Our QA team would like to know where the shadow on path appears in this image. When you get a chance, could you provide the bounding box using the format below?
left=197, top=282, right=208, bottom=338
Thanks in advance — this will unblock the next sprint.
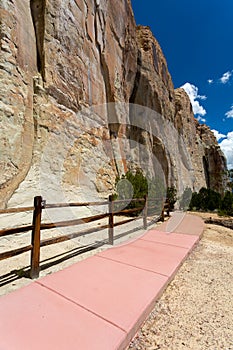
left=0, top=216, right=160, bottom=289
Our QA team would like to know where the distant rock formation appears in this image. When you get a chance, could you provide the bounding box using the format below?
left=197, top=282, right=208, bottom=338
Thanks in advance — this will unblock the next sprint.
left=0, top=0, right=228, bottom=208
left=174, top=88, right=228, bottom=194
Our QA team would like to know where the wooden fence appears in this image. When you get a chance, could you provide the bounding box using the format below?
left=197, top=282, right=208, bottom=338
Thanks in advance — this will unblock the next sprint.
left=0, top=195, right=167, bottom=279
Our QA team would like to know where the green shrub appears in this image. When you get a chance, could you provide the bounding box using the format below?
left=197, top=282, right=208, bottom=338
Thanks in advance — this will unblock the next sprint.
left=220, top=191, right=233, bottom=216
left=179, top=187, right=192, bottom=210
left=189, top=191, right=200, bottom=210
left=147, top=177, right=166, bottom=215
left=114, top=169, right=166, bottom=216
left=189, top=187, right=221, bottom=211
left=114, top=169, right=148, bottom=216
left=188, top=187, right=233, bottom=214
left=166, top=186, right=177, bottom=210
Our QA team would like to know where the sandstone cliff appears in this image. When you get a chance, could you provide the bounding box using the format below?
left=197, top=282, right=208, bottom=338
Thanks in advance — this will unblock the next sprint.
left=174, top=88, right=228, bottom=194
left=0, top=0, right=227, bottom=208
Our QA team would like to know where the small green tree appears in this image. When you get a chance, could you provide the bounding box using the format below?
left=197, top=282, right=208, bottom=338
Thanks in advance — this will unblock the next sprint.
left=189, top=191, right=200, bottom=210
left=114, top=169, right=166, bottom=216
left=179, top=187, right=192, bottom=210
left=189, top=187, right=221, bottom=212
left=220, top=191, right=233, bottom=216
left=114, top=169, right=148, bottom=215
left=166, top=186, right=177, bottom=210
left=147, top=177, right=166, bottom=215
left=208, top=190, right=221, bottom=211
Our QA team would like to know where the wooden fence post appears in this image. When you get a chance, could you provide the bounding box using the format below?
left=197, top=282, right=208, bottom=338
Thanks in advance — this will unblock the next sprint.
left=161, top=204, right=165, bottom=222
left=143, top=194, right=148, bottom=229
left=30, top=196, right=43, bottom=279
left=108, top=195, right=114, bottom=245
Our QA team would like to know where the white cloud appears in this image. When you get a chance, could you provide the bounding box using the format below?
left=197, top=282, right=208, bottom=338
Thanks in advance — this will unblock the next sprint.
left=180, top=82, right=207, bottom=117
left=207, top=79, right=213, bottom=84
left=211, top=129, right=226, bottom=141
left=220, top=71, right=232, bottom=84
left=197, top=116, right=206, bottom=123
left=225, top=105, right=233, bottom=118
left=198, top=94, right=207, bottom=100
left=219, top=132, right=233, bottom=169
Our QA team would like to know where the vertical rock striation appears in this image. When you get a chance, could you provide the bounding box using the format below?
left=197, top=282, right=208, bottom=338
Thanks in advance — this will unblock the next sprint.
left=174, top=88, right=228, bottom=193
left=0, top=0, right=228, bottom=208
left=0, top=0, right=36, bottom=207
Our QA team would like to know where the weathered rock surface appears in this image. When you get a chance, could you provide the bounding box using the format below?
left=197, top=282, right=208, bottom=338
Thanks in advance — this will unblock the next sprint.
left=195, top=123, right=228, bottom=194
left=0, top=0, right=36, bottom=207
left=0, top=0, right=228, bottom=209
left=174, top=88, right=228, bottom=194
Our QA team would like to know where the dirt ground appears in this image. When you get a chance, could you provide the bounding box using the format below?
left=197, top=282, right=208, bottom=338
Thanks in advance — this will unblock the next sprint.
left=128, top=212, right=233, bottom=350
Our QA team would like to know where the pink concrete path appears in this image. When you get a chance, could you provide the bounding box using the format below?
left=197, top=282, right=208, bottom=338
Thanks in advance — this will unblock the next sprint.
left=0, top=213, right=204, bottom=350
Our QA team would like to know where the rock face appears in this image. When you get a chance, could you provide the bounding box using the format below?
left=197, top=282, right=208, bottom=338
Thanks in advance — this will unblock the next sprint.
left=174, top=88, right=228, bottom=194
left=0, top=1, right=36, bottom=207
left=196, top=123, right=228, bottom=193
left=0, top=0, right=227, bottom=208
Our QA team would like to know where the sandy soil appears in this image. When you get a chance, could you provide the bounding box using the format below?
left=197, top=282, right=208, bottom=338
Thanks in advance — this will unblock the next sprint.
left=128, top=212, right=233, bottom=350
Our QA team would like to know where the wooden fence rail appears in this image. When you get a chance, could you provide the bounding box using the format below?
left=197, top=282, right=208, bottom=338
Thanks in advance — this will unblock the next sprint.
left=0, top=194, right=167, bottom=279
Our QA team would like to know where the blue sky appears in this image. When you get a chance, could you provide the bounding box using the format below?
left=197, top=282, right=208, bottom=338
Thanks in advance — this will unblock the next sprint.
left=131, top=0, right=233, bottom=169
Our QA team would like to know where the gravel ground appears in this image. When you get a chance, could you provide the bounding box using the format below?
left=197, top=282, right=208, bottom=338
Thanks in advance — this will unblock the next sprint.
left=128, top=215, right=233, bottom=350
